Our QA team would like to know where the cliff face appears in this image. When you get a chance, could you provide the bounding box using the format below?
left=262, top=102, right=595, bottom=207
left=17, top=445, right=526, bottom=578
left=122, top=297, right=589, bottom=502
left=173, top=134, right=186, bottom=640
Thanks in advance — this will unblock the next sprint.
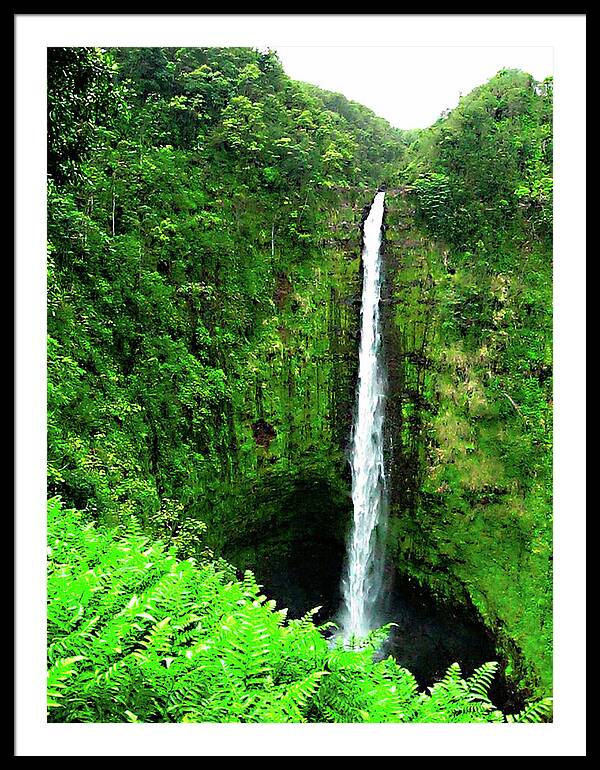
left=203, top=189, right=373, bottom=623
left=47, top=47, right=401, bottom=560
left=215, top=184, right=552, bottom=702
left=382, top=190, right=552, bottom=699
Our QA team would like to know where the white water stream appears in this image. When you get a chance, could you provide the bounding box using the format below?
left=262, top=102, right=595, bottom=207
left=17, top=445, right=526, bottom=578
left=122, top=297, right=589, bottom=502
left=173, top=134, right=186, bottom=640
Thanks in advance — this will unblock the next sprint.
left=340, top=191, right=388, bottom=641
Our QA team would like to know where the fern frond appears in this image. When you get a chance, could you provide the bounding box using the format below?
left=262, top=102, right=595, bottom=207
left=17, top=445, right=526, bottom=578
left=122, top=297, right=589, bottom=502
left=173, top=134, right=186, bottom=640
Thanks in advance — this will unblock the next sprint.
left=47, top=499, right=552, bottom=725
left=507, top=697, right=553, bottom=723
left=47, top=656, right=85, bottom=708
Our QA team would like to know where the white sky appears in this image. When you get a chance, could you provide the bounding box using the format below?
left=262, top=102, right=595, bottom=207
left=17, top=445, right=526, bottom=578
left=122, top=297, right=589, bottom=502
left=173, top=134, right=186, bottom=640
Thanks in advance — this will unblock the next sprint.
left=275, top=45, right=554, bottom=130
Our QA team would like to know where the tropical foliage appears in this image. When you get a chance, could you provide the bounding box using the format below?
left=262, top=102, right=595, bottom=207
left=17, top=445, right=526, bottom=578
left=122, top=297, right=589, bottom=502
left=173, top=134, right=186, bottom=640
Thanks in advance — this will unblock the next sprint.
left=46, top=47, right=553, bottom=721
left=48, top=46, right=402, bottom=530
left=47, top=499, right=552, bottom=723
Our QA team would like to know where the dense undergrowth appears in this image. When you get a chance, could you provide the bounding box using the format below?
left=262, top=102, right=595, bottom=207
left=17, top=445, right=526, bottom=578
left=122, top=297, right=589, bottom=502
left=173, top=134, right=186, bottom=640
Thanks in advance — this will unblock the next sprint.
left=48, top=499, right=552, bottom=723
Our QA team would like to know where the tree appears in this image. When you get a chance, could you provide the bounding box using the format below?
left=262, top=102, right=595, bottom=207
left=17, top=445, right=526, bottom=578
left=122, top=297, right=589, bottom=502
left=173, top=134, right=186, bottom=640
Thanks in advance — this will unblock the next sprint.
left=48, top=47, right=123, bottom=185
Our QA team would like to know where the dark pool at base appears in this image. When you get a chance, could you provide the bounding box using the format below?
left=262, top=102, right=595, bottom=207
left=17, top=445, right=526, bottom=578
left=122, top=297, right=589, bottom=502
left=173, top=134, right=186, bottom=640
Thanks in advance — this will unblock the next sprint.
left=376, top=572, right=525, bottom=713
left=252, top=548, right=525, bottom=714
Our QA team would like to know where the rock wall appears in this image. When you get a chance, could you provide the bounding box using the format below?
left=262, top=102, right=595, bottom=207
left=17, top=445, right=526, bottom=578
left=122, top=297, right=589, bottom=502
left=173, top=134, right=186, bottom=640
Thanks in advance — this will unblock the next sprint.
left=381, top=190, right=552, bottom=699
left=205, top=189, right=373, bottom=619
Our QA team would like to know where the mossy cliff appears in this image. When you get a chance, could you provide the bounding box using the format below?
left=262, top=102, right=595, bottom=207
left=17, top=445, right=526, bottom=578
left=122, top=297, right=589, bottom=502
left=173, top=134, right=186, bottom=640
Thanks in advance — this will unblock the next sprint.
left=381, top=70, right=552, bottom=699
left=203, top=189, right=374, bottom=622
left=382, top=185, right=551, bottom=699
left=47, top=47, right=400, bottom=551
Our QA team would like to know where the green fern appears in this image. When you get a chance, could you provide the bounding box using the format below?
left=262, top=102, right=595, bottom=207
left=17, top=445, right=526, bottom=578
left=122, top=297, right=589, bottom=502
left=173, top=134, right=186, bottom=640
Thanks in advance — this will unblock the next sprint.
left=47, top=655, right=85, bottom=708
left=47, top=498, right=552, bottom=723
left=507, top=698, right=554, bottom=723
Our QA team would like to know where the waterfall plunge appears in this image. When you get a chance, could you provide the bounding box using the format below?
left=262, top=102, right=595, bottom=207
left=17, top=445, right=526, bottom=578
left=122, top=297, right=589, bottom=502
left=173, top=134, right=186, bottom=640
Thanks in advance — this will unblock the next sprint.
left=340, top=191, right=388, bottom=641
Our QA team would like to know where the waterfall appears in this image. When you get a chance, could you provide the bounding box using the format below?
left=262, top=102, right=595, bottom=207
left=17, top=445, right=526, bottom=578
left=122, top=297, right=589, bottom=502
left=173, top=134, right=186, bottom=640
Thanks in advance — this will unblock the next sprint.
left=340, top=190, right=387, bottom=641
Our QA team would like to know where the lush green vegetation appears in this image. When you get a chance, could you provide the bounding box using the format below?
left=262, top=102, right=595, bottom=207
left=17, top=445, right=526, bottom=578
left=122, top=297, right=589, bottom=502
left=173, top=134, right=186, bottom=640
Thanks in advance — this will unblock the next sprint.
left=384, top=69, right=553, bottom=697
left=48, top=46, right=400, bottom=534
left=48, top=498, right=551, bottom=723
left=47, top=48, right=553, bottom=722
left=407, top=69, right=552, bottom=245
